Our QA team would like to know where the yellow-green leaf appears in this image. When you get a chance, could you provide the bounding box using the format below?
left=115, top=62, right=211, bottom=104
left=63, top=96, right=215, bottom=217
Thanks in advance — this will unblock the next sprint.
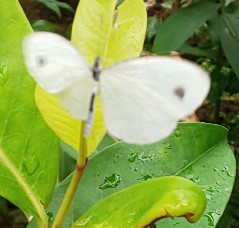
left=35, top=0, right=147, bottom=155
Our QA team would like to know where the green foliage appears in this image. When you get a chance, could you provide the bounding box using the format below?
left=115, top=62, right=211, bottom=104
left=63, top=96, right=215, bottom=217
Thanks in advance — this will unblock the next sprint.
left=30, top=19, right=61, bottom=32
left=0, top=0, right=238, bottom=227
left=45, top=123, right=235, bottom=228
left=152, top=1, right=219, bottom=54
left=37, top=0, right=73, bottom=18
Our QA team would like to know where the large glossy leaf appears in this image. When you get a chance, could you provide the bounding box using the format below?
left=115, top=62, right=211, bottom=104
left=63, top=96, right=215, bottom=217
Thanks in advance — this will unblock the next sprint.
left=72, top=176, right=207, bottom=227
left=46, top=123, right=235, bottom=227
left=0, top=0, right=59, bottom=224
left=34, top=0, right=147, bottom=156
left=153, top=2, right=219, bottom=54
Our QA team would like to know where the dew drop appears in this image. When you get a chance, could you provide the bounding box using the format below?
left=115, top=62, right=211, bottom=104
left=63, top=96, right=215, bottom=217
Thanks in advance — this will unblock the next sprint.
left=98, top=174, right=122, bottom=190
left=132, top=167, right=139, bottom=172
left=221, top=166, right=233, bottom=177
left=138, top=152, right=155, bottom=162
left=93, top=172, right=101, bottom=177
left=141, top=173, right=153, bottom=181
left=23, top=155, right=39, bottom=175
left=47, top=212, right=54, bottom=222
left=185, top=174, right=200, bottom=184
left=204, top=213, right=215, bottom=226
left=0, top=61, right=9, bottom=86
left=204, top=211, right=220, bottom=226
left=213, top=168, right=226, bottom=180
left=113, top=153, right=122, bottom=164
left=206, top=194, right=212, bottom=201
left=163, top=141, right=172, bottom=149
left=206, top=186, right=221, bottom=193
left=174, top=130, right=182, bottom=137
left=128, top=153, right=137, bottom=163
left=137, top=173, right=154, bottom=182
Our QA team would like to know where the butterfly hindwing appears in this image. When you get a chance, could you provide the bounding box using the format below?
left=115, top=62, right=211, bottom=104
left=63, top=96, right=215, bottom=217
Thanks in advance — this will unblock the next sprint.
left=100, top=57, right=210, bottom=144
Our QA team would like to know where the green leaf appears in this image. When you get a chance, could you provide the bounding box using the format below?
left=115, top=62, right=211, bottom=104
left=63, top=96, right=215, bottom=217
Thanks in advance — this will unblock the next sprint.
left=208, top=68, right=229, bottom=103
left=178, top=43, right=216, bottom=58
left=46, top=123, right=235, bottom=227
left=38, top=0, right=73, bottom=18
left=220, top=15, right=239, bottom=78
left=225, top=72, right=239, bottom=94
left=72, top=176, right=207, bottom=227
left=30, top=19, right=60, bottom=32
left=72, top=0, right=146, bottom=66
left=153, top=2, right=219, bottom=54
left=0, top=0, right=59, bottom=224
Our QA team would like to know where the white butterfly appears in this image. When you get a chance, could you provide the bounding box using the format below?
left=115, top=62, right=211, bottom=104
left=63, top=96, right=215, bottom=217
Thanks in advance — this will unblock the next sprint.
left=23, top=32, right=210, bottom=144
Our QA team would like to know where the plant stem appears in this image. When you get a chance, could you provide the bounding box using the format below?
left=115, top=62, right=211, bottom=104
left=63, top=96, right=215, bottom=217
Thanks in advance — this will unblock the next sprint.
left=37, top=218, right=48, bottom=228
left=52, top=122, right=88, bottom=228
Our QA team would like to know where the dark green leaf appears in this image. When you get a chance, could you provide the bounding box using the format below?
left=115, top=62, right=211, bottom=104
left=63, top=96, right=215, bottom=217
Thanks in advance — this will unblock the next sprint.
left=220, top=16, right=239, bottom=78
left=30, top=20, right=60, bottom=32
left=208, top=68, right=229, bottom=103
left=153, top=2, right=219, bottom=54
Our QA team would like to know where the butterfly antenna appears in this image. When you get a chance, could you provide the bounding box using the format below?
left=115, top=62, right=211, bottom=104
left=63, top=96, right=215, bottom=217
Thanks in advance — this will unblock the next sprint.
left=83, top=57, right=101, bottom=136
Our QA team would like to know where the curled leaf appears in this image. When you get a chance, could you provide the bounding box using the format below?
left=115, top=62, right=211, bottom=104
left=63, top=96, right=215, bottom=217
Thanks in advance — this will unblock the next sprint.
left=72, top=176, right=207, bottom=227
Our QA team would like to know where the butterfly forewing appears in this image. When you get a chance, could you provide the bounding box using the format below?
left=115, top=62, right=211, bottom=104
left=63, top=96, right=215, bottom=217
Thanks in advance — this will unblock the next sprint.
left=23, top=32, right=93, bottom=120
left=23, top=32, right=92, bottom=93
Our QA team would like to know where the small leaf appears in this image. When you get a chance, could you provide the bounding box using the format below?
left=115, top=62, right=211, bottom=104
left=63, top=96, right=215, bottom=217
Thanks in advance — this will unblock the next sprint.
left=38, top=0, right=74, bottom=18
left=153, top=2, right=219, bottom=54
left=30, top=19, right=60, bottom=32
left=72, top=176, right=207, bottom=227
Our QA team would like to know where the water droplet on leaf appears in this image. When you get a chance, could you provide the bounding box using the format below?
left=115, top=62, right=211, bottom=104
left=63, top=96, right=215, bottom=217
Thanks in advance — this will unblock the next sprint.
left=0, top=61, right=9, bottom=86
left=47, top=212, right=54, bottom=222
left=138, top=152, right=155, bottom=162
left=163, top=141, right=172, bottom=149
left=128, top=153, right=137, bottom=162
left=98, top=174, right=122, bottom=190
left=204, top=211, right=220, bottom=226
left=221, top=166, right=233, bottom=177
left=174, top=130, right=182, bottom=137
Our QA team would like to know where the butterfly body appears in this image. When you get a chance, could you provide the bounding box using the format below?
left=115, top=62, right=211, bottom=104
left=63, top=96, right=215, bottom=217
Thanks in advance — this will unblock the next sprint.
left=23, top=32, right=210, bottom=144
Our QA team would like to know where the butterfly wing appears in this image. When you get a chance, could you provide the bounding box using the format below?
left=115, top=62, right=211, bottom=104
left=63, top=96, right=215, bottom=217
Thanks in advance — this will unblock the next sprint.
left=100, top=56, right=210, bottom=144
left=23, top=32, right=93, bottom=119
